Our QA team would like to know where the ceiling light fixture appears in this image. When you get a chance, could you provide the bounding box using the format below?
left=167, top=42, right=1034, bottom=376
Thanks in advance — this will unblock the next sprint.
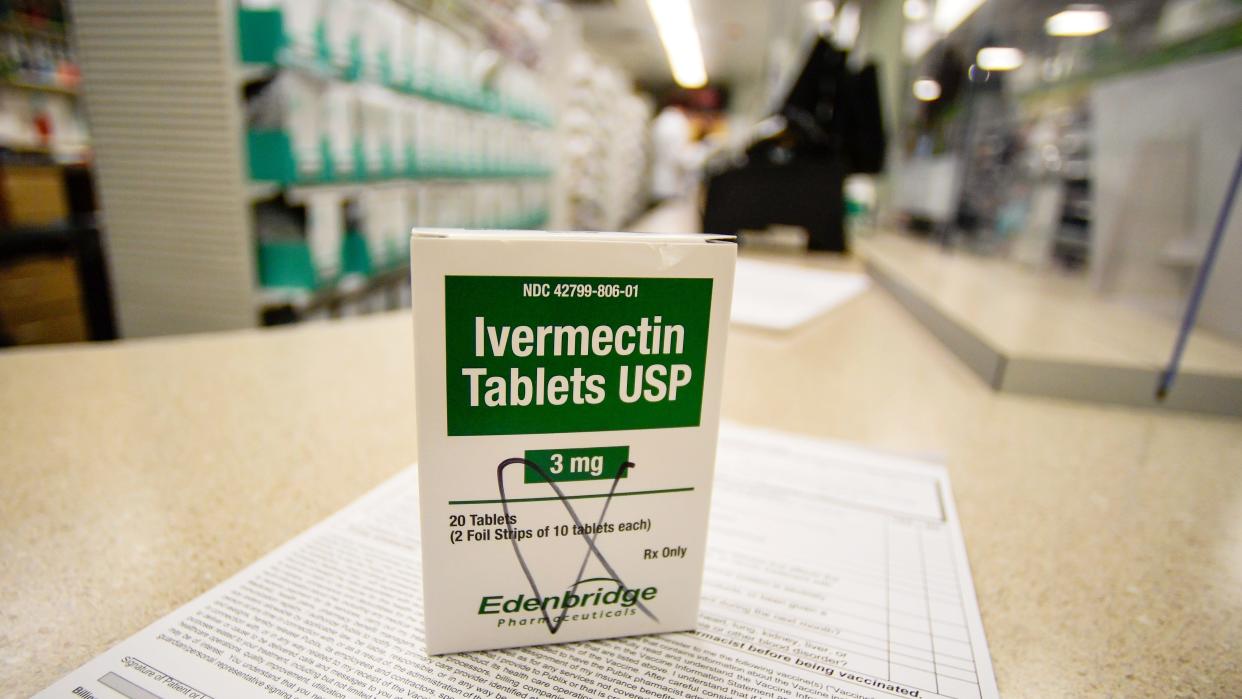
left=975, top=46, right=1024, bottom=71
left=645, top=0, right=708, bottom=88
left=903, top=23, right=938, bottom=59
left=912, top=78, right=941, bottom=101
left=1045, top=5, right=1111, bottom=37
left=834, top=2, right=861, bottom=48
left=933, top=0, right=986, bottom=34
left=805, top=0, right=835, bottom=26
left=903, top=0, right=929, bottom=22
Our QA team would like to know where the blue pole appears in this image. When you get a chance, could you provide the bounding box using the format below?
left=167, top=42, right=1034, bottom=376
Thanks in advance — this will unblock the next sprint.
left=1156, top=145, right=1242, bottom=400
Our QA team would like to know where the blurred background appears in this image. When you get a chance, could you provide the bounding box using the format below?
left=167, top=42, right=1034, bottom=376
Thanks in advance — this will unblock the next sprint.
left=0, top=0, right=1240, bottom=412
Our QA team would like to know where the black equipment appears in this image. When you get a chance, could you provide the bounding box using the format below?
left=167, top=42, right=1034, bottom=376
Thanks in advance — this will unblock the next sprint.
left=702, top=38, right=885, bottom=252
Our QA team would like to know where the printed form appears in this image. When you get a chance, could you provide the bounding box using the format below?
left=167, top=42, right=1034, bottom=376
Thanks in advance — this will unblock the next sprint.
left=729, top=258, right=869, bottom=331
left=39, top=425, right=999, bottom=699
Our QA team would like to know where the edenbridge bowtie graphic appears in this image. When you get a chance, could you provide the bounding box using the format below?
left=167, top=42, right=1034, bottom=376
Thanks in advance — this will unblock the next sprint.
left=495, top=456, right=659, bottom=634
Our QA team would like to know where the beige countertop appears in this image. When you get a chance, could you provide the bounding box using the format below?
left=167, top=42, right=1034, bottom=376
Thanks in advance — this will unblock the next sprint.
left=3, top=254, right=1240, bottom=698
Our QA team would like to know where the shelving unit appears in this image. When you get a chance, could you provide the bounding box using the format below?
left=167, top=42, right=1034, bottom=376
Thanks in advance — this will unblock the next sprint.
left=1, top=78, right=77, bottom=96
left=1049, top=106, right=1092, bottom=269
left=73, top=0, right=560, bottom=337
left=554, top=42, right=652, bottom=231
left=0, top=9, right=88, bottom=163
left=0, top=16, right=69, bottom=41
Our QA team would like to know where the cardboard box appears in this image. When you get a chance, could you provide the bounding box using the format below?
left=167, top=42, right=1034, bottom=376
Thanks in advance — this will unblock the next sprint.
left=0, top=164, right=68, bottom=228
left=411, top=230, right=735, bottom=654
left=0, top=256, right=87, bottom=344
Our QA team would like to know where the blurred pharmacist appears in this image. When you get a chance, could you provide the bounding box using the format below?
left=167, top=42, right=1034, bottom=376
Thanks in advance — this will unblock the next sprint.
left=650, top=103, right=695, bottom=203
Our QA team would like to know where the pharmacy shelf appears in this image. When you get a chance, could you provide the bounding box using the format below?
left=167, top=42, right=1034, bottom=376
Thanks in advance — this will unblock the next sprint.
left=0, top=16, right=69, bottom=42
left=257, top=264, right=410, bottom=320
left=247, top=181, right=281, bottom=202
left=240, top=57, right=553, bottom=129
left=253, top=171, right=549, bottom=197
left=247, top=172, right=552, bottom=202
left=0, top=78, right=78, bottom=96
left=235, top=2, right=553, bottom=129
left=76, top=0, right=561, bottom=337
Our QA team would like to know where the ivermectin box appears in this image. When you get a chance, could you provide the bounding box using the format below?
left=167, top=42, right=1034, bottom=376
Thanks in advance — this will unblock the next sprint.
left=411, top=230, right=735, bottom=654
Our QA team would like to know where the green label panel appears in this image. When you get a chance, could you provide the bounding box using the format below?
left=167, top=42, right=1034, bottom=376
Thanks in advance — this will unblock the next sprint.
left=445, top=276, right=713, bottom=436
left=524, top=446, right=631, bottom=483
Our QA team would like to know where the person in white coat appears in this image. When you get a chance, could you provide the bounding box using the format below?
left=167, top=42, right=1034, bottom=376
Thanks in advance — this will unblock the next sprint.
left=649, top=103, right=694, bottom=203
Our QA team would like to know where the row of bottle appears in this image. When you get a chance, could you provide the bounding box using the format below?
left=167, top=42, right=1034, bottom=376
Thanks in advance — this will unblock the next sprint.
left=0, top=30, right=78, bottom=89
left=247, top=73, right=555, bottom=183
left=559, top=51, right=652, bottom=231
left=240, top=0, right=551, bottom=124
left=256, top=180, right=552, bottom=289
left=416, top=180, right=552, bottom=231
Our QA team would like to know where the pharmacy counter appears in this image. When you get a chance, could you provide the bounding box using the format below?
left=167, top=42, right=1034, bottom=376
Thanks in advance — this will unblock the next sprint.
left=3, top=259, right=1241, bottom=697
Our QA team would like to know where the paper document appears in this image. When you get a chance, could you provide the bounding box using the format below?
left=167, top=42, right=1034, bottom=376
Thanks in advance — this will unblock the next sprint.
left=40, top=425, right=998, bottom=699
left=730, top=258, right=869, bottom=330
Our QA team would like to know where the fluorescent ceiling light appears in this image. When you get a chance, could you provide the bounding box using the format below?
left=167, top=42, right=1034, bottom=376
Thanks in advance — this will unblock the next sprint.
left=1045, top=5, right=1111, bottom=36
left=903, top=0, right=929, bottom=22
left=976, top=46, right=1024, bottom=71
left=805, top=0, right=835, bottom=25
left=912, top=79, right=941, bottom=101
left=834, top=2, right=861, bottom=49
left=645, top=0, right=708, bottom=88
left=933, top=0, right=986, bottom=34
left=903, top=23, right=938, bottom=59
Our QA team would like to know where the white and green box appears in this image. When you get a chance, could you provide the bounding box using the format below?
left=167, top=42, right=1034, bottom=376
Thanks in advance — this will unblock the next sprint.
left=411, top=230, right=735, bottom=654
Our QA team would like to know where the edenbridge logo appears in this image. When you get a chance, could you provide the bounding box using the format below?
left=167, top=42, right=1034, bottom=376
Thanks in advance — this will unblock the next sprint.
left=478, top=578, right=658, bottom=619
